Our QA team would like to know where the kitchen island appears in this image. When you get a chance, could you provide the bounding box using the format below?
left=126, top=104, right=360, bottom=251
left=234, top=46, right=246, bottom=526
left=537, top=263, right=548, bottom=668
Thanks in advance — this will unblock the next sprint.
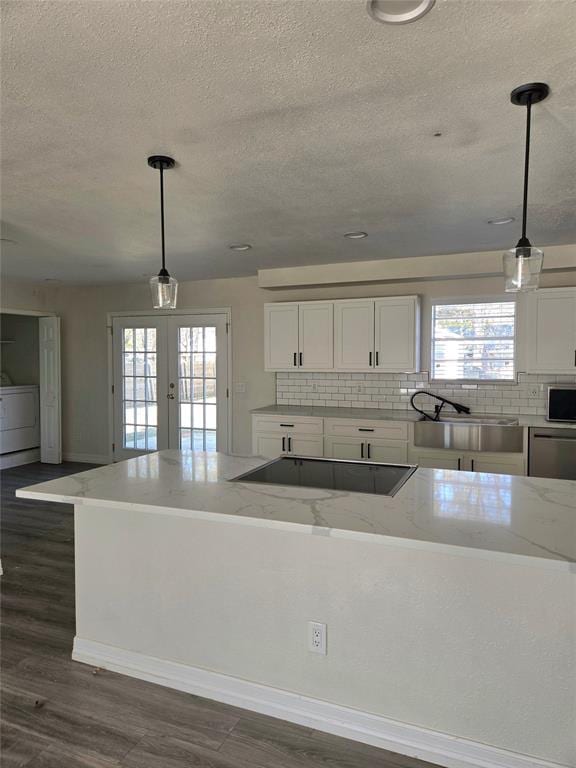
left=17, top=451, right=576, bottom=768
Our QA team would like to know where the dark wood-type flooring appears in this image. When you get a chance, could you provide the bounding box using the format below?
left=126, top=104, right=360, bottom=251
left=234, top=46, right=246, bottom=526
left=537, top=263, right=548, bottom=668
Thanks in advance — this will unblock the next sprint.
left=1, top=461, right=438, bottom=768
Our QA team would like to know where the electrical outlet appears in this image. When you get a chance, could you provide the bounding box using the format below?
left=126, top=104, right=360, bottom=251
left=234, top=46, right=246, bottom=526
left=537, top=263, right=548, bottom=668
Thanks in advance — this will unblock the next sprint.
left=308, top=621, right=327, bottom=655
left=528, top=385, right=540, bottom=398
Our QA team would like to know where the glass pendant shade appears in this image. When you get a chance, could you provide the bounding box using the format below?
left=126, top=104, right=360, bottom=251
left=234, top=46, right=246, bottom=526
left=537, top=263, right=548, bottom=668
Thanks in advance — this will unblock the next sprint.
left=503, top=245, right=543, bottom=293
left=150, top=271, right=178, bottom=309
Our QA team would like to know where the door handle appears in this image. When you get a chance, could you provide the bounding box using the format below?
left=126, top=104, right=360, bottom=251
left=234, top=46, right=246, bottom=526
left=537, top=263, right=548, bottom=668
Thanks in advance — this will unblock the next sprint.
left=367, top=443, right=371, bottom=459
left=361, top=442, right=364, bottom=459
left=167, top=393, right=175, bottom=399
left=369, top=351, right=372, bottom=367
left=375, top=351, right=379, bottom=366
left=299, top=352, right=303, bottom=367
left=294, top=353, right=297, bottom=367
left=288, top=436, right=292, bottom=452
left=282, top=436, right=286, bottom=452
left=457, top=458, right=461, bottom=470
left=470, top=459, right=475, bottom=471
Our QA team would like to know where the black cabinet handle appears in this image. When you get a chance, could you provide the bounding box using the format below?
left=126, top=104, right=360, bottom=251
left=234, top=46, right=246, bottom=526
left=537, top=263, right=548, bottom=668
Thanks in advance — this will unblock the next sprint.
left=280, top=423, right=294, bottom=427
left=293, top=352, right=297, bottom=367
left=471, top=459, right=475, bottom=471
left=299, top=352, right=303, bottom=367
left=288, top=437, right=292, bottom=452
left=369, top=351, right=372, bottom=367
left=375, top=351, right=379, bottom=366
left=457, top=458, right=461, bottom=470
left=360, top=442, right=364, bottom=459
left=282, top=436, right=286, bottom=452
left=367, top=443, right=371, bottom=459
left=358, top=428, right=374, bottom=432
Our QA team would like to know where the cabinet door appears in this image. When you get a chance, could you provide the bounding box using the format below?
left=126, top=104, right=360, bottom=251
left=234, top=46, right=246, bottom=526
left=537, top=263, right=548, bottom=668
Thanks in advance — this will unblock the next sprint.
left=264, top=304, right=299, bottom=371
left=324, top=436, right=365, bottom=461
left=334, top=300, right=375, bottom=370
left=374, top=296, right=420, bottom=372
left=409, top=449, right=462, bottom=470
left=364, top=439, right=408, bottom=464
left=298, top=302, right=334, bottom=371
left=288, top=435, right=324, bottom=457
left=526, top=289, right=576, bottom=373
left=466, top=454, right=525, bottom=476
left=253, top=432, right=285, bottom=458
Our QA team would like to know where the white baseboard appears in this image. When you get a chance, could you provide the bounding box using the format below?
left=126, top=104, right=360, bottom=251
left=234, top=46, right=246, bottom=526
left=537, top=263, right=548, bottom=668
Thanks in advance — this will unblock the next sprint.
left=72, top=638, right=566, bottom=768
left=62, top=452, right=109, bottom=465
left=0, top=448, right=40, bottom=469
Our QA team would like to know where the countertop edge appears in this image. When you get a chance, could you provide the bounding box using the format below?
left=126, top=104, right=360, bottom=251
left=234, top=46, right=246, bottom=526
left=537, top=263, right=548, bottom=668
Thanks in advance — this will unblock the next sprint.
left=15, top=487, right=574, bottom=573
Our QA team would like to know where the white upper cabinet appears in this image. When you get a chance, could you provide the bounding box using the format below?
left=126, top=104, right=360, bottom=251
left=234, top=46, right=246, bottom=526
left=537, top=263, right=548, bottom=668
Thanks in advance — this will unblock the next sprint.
left=264, top=301, right=333, bottom=372
left=264, top=303, right=299, bottom=371
left=298, top=302, right=334, bottom=371
left=374, top=296, right=420, bottom=372
left=265, top=295, right=421, bottom=373
left=334, top=300, right=375, bottom=370
left=525, top=288, right=576, bottom=373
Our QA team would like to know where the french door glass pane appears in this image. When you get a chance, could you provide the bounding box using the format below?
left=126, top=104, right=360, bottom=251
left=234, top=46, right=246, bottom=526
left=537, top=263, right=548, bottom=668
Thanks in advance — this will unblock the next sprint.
left=178, top=326, right=218, bottom=451
left=122, top=328, right=158, bottom=451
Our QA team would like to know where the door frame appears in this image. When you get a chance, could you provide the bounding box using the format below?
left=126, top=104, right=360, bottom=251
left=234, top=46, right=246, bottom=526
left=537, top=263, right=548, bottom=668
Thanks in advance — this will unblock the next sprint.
left=1, top=307, right=61, bottom=464
left=107, top=309, right=232, bottom=463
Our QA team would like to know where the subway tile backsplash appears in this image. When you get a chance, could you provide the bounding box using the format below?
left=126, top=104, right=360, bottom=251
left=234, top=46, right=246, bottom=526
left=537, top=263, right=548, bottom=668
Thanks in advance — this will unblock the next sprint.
left=276, top=372, right=576, bottom=416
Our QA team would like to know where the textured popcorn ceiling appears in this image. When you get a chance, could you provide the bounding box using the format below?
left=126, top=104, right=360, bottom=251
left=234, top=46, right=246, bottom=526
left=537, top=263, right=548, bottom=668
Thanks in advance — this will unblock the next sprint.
left=1, top=0, right=575, bottom=283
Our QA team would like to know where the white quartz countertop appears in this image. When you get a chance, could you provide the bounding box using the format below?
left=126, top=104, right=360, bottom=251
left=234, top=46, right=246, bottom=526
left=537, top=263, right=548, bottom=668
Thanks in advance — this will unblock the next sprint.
left=251, top=404, right=576, bottom=429
left=17, top=451, right=576, bottom=571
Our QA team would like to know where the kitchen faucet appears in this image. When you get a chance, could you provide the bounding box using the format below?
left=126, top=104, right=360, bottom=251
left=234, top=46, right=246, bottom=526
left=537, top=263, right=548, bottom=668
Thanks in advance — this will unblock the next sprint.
left=410, top=390, right=471, bottom=422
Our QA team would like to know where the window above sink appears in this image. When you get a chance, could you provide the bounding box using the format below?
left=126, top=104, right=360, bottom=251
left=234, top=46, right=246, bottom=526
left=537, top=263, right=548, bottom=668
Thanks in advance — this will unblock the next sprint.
left=431, top=298, right=516, bottom=383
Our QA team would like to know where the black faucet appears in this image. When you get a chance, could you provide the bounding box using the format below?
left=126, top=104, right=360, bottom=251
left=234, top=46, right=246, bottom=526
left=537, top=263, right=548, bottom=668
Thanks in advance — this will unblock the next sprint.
left=409, top=390, right=471, bottom=422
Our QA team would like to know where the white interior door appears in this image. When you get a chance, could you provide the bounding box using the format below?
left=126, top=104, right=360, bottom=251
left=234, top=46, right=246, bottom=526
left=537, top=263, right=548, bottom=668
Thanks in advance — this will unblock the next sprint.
left=112, top=316, right=168, bottom=461
left=112, top=314, right=229, bottom=460
left=39, top=316, right=62, bottom=463
left=167, top=315, right=229, bottom=452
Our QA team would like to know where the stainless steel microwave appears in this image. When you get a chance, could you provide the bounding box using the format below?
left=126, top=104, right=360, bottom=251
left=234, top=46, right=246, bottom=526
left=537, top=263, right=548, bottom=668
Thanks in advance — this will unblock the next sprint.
left=547, top=384, right=576, bottom=423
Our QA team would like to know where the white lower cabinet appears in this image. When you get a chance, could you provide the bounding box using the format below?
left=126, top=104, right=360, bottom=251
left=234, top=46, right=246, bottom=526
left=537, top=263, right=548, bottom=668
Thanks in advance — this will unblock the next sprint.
left=253, top=433, right=324, bottom=459
left=324, top=436, right=407, bottom=463
left=408, top=447, right=525, bottom=475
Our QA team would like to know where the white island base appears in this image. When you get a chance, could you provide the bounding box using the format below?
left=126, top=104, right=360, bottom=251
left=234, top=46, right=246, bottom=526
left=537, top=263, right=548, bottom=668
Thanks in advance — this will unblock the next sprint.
left=18, top=451, right=576, bottom=768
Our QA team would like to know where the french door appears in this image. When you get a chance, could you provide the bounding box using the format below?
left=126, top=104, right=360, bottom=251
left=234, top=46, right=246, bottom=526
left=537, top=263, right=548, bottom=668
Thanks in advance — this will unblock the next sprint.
left=112, top=314, right=228, bottom=460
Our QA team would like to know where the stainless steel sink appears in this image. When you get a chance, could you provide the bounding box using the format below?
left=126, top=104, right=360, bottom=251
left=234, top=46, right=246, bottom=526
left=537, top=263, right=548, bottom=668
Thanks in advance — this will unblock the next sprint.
left=414, top=415, right=523, bottom=452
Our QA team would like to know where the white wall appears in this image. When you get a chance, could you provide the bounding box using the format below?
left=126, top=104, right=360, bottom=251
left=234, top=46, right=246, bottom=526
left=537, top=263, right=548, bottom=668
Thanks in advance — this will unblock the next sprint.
left=3, top=266, right=575, bottom=459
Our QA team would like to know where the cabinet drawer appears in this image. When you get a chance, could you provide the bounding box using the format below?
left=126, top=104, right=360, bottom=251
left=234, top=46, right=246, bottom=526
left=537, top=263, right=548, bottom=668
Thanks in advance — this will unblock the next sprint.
left=324, top=417, right=408, bottom=441
left=252, top=414, right=323, bottom=435
left=324, top=436, right=408, bottom=463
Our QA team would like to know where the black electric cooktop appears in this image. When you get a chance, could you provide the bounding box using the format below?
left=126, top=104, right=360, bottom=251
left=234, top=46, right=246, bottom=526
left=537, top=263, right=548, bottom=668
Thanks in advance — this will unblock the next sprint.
left=232, top=457, right=417, bottom=497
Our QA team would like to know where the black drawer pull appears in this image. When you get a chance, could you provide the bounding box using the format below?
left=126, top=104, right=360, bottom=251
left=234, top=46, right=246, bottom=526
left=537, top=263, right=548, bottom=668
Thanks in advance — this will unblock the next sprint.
left=282, top=436, right=286, bottom=452
left=360, top=442, right=364, bottom=459
left=280, top=423, right=294, bottom=428
left=358, top=428, right=374, bottom=432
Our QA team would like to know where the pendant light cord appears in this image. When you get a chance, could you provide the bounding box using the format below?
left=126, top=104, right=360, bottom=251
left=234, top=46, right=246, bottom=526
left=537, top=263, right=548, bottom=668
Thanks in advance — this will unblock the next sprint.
left=159, top=165, right=166, bottom=272
left=520, top=94, right=532, bottom=243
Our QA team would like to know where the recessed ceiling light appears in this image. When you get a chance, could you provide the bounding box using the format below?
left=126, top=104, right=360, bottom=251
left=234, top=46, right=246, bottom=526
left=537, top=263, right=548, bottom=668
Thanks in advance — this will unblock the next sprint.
left=486, top=216, right=516, bottom=225
left=229, top=244, right=252, bottom=251
left=367, top=0, right=436, bottom=25
left=344, top=231, right=368, bottom=239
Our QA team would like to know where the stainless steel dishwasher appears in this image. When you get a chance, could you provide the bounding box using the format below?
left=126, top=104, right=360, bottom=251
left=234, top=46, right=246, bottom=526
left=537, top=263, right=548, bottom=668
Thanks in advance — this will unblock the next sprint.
left=528, top=427, right=576, bottom=480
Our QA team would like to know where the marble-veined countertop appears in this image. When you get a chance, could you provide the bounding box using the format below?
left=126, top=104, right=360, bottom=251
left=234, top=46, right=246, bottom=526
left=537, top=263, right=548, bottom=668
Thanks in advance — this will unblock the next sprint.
left=17, top=450, right=575, bottom=571
left=251, top=404, right=576, bottom=429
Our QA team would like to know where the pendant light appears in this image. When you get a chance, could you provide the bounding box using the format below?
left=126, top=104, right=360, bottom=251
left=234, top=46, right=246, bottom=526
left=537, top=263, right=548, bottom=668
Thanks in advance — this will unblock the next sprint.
left=503, top=82, right=549, bottom=292
left=148, top=155, right=178, bottom=309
